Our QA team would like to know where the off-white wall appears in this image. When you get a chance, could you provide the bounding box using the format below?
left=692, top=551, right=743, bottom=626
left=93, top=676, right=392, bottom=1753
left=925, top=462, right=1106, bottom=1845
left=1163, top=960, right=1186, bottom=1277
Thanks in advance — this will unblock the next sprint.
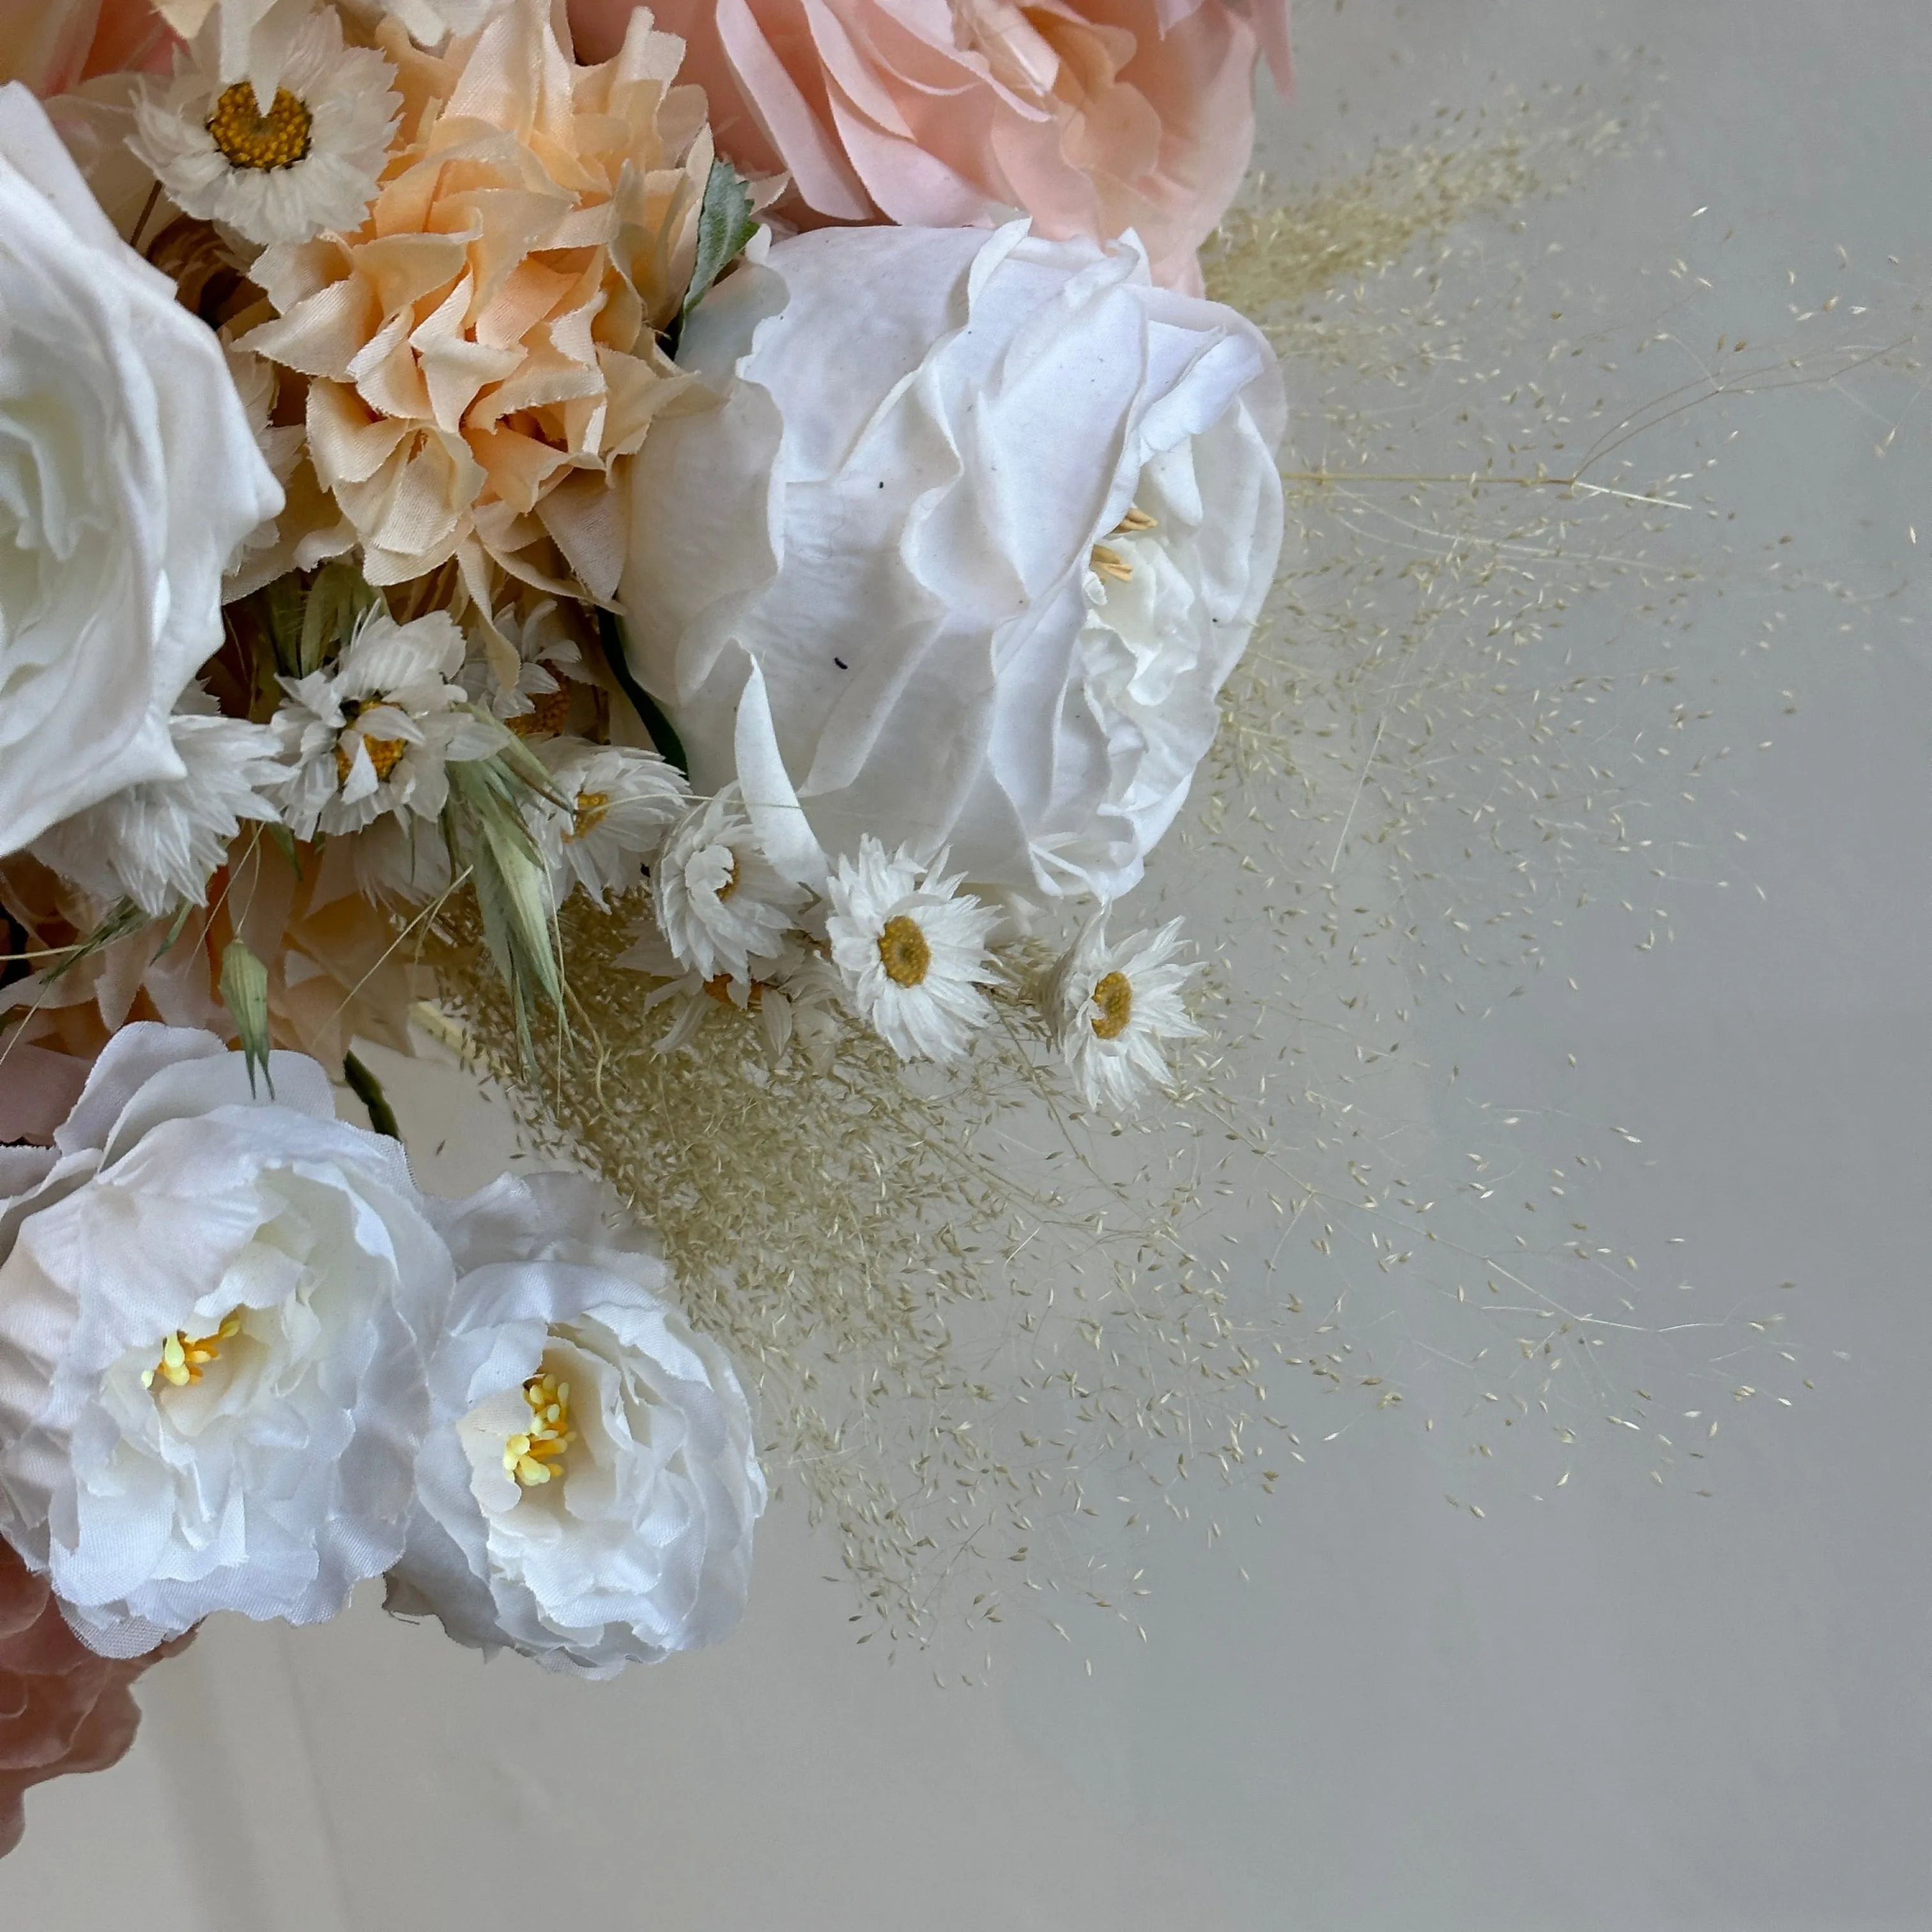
left=4, top=4, right=1928, bottom=1925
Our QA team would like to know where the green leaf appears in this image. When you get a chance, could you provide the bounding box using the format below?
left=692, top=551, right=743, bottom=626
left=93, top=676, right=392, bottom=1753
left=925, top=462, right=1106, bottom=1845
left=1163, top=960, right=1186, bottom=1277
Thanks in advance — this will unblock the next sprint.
left=343, top=1051, right=400, bottom=1140
left=150, top=900, right=197, bottom=965
left=265, top=820, right=303, bottom=877
left=260, top=575, right=308, bottom=680
left=299, top=561, right=379, bottom=677
left=595, top=610, right=688, bottom=775
left=681, top=158, right=758, bottom=325
left=219, top=938, right=274, bottom=1097
left=43, top=900, right=148, bottom=986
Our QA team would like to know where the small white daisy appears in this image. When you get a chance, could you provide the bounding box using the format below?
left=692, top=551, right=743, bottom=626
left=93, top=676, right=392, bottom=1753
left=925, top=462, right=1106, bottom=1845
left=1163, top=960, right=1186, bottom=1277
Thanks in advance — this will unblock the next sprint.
left=268, top=608, right=499, bottom=840
left=1045, top=911, right=1202, bottom=1110
left=528, top=738, right=689, bottom=911
left=825, top=837, right=1000, bottom=1063
left=461, top=599, right=588, bottom=736
left=29, top=705, right=282, bottom=917
left=652, top=785, right=806, bottom=983
left=615, top=928, right=842, bottom=1065
left=131, top=7, right=401, bottom=248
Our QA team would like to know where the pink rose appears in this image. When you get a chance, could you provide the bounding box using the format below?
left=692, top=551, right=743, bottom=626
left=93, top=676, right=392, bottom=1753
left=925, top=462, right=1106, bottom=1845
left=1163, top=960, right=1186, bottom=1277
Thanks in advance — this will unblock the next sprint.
left=568, top=0, right=1291, bottom=291
left=0, top=0, right=176, bottom=98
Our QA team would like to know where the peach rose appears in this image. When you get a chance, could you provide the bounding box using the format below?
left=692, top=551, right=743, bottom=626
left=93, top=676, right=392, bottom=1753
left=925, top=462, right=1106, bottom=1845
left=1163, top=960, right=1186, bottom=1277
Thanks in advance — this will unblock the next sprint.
left=569, top=0, right=1291, bottom=291
left=0, top=0, right=176, bottom=97
left=0, top=1538, right=190, bottom=1860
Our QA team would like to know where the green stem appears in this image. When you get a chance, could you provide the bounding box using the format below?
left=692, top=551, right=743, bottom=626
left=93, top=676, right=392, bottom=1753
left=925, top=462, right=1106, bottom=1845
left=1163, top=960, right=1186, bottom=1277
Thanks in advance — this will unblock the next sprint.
left=595, top=610, right=689, bottom=776
left=343, top=1052, right=400, bottom=1140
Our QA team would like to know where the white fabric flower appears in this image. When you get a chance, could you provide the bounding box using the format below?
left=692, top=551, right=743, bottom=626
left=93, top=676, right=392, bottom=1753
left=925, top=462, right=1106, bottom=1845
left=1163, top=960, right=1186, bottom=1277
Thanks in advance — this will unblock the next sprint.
left=28, top=708, right=284, bottom=917
left=1045, top=911, right=1201, bottom=1110
left=0, top=1025, right=452, bottom=1659
left=652, top=784, right=806, bottom=983
left=385, top=1171, right=765, bottom=1678
left=0, top=85, right=282, bottom=862
left=825, top=836, right=1000, bottom=1062
left=619, top=220, right=1286, bottom=906
left=267, top=609, right=499, bottom=839
left=131, top=8, right=400, bottom=248
left=528, top=739, right=687, bottom=911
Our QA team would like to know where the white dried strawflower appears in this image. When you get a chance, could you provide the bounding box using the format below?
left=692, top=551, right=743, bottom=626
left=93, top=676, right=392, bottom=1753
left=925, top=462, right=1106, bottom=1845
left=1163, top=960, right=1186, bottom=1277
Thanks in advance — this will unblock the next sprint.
left=530, top=739, right=689, bottom=912
left=652, top=785, right=804, bottom=983
left=1045, top=911, right=1200, bottom=1110
left=824, top=836, right=1000, bottom=1063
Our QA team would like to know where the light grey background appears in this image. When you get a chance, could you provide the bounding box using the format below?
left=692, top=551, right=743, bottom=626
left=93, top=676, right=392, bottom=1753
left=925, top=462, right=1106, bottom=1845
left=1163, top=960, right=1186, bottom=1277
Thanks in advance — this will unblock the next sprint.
left=6, top=3, right=1929, bottom=1926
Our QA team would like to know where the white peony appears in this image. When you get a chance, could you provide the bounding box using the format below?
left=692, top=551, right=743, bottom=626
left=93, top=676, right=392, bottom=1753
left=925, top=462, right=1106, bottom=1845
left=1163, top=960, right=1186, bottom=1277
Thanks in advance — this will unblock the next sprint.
left=619, top=220, right=1286, bottom=907
left=0, top=1025, right=452, bottom=1659
left=0, top=84, right=282, bottom=862
left=386, top=1173, right=766, bottom=1678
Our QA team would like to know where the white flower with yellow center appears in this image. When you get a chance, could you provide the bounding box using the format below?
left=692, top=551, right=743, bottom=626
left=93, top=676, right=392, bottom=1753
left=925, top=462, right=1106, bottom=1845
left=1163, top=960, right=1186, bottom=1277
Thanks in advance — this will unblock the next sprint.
left=460, top=600, right=586, bottom=737
left=386, top=1172, right=766, bottom=1678
left=825, top=837, right=1000, bottom=1064
left=29, top=703, right=284, bottom=917
left=529, top=738, right=689, bottom=911
left=267, top=608, right=498, bottom=839
left=652, top=784, right=806, bottom=984
left=130, top=6, right=400, bottom=248
left=1045, top=912, right=1202, bottom=1110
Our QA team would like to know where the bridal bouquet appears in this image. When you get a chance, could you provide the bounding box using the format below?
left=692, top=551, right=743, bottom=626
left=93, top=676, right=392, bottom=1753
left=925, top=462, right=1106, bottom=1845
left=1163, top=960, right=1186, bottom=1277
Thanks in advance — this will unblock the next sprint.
left=0, top=0, right=1293, bottom=1823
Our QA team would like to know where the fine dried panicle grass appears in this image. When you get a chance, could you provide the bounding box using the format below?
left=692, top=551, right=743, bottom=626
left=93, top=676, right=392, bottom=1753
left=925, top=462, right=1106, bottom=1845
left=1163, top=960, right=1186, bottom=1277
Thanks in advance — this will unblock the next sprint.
left=427, top=73, right=1920, bottom=1651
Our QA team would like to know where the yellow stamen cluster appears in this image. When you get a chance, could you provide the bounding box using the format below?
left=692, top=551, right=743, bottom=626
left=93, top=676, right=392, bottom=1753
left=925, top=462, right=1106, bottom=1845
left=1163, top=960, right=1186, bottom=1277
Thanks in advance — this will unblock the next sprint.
left=569, top=790, right=610, bottom=841
left=206, top=82, right=313, bottom=172
left=505, top=1371, right=574, bottom=1488
left=1090, top=970, right=1134, bottom=1040
left=142, top=1313, right=244, bottom=1391
left=335, top=735, right=408, bottom=786
left=878, top=914, right=932, bottom=988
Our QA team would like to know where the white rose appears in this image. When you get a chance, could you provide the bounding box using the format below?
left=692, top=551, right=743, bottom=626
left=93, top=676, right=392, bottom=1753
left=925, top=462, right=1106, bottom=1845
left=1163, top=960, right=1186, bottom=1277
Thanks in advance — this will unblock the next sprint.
left=0, top=1025, right=452, bottom=1659
left=386, top=1173, right=766, bottom=1678
left=619, top=220, right=1286, bottom=906
left=0, top=84, right=282, bottom=862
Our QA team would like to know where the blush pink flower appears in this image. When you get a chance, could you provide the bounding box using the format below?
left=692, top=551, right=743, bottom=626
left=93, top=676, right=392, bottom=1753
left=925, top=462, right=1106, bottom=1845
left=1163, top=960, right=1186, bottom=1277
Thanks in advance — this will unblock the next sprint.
left=0, top=1538, right=192, bottom=1860
left=0, top=0, right=177, bottom=98
left=569, top=0, right=1291, bottom=291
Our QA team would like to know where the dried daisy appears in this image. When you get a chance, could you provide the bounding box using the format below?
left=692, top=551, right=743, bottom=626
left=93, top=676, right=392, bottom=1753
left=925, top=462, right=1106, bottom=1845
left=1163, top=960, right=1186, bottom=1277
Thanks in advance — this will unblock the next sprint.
left=652, top=785, right=804, bottom=983
left=1045, top=911, right=1200, bottom=1110
left=131, top=7, right=401, bottom=247
left=825, top=838, right=999, bottom=1064
left=529, top=739, right=687, bottom=910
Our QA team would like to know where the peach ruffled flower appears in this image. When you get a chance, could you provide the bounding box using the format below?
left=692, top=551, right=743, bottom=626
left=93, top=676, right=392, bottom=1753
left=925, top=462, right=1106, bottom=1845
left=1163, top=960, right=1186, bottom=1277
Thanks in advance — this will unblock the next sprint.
left=240, top=4, right=712, bottom=613
left=0, top=1538, right=192, bottom=1860
left=569, top=0, right=1291, bottom=291
left=0, top=0, right=177, bottom=98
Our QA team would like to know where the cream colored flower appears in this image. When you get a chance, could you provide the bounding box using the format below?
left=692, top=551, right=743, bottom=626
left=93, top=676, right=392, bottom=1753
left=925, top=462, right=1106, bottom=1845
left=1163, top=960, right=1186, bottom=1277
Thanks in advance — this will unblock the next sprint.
left=825, top=837, right=1000, bottom=1064
left=130, top=7, right=401, bottom=247
left=1045, top=911, right=1200, bottom=1110
left=238, top=3, right=712, bottom=596
left=29, top=705, right=284, bottom=917
left=459, top=597, right=586, bottom=731
left=529, top=737, right=687, bottom=910
left=267, top=608, right=498, bottom=838
left=652, top=784, right=805, bottom=983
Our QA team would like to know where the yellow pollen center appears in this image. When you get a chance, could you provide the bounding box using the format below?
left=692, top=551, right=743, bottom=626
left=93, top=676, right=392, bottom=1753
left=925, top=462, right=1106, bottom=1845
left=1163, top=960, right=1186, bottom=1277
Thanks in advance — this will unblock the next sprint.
left=336, top=734, right=407, bottom=786
left=206, top=82, right=313, bottom=172
left=715, top=855, right=740, bottom=901
left=1113, top=505, right=1158, bottom=535
left=505, top=1371, right=575, bottom=1489
left=142, top=1312, right=243, bottom=1391
left=878, top=914, right=931, bottom=988
left=569, top=790, right=609, bottom=840
left=1090, top=970, right=1133, bottom=1040
left=1089, top=542, right=1134, bottom=583
left=509, top=684, right=572, bottom=739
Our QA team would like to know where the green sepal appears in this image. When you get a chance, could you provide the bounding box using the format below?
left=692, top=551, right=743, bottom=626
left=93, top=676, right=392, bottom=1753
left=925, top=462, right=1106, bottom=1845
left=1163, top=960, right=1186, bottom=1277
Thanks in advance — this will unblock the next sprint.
left=682, top=158, right=758, bottom=327
left=219, top=938, right=274, bottom=1097
left=343, top=1050, right=400, bottom=1140
left=595, top=610, right=688, bottom=775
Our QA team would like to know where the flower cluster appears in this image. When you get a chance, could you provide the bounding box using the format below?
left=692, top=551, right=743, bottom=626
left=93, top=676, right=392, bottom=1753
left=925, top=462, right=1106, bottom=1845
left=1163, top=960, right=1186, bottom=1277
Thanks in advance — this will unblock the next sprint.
left=0, top=0, right=1288, bottom=1848
left=0, top=1025, right=764, bottom=1671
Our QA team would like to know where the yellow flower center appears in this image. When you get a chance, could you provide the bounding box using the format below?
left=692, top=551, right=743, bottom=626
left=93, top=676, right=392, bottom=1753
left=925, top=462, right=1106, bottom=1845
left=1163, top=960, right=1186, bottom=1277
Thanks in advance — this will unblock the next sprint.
left=878, top=914, right=931, bottom=988
left=509, top=684, right=572, bottom=739
left=206, top=82, right=314, bottom=173
left=1090, top=970, right=1133, bottom=1040
left=142, top=1313, right=244, bottom=1391
left=505, top=1371, right=575, bottom=1489
left=568, top=790, right=609, bottom=840
left=335, top=734, right=408, bottom=786
left=715, top=855, right=740, bottom=901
